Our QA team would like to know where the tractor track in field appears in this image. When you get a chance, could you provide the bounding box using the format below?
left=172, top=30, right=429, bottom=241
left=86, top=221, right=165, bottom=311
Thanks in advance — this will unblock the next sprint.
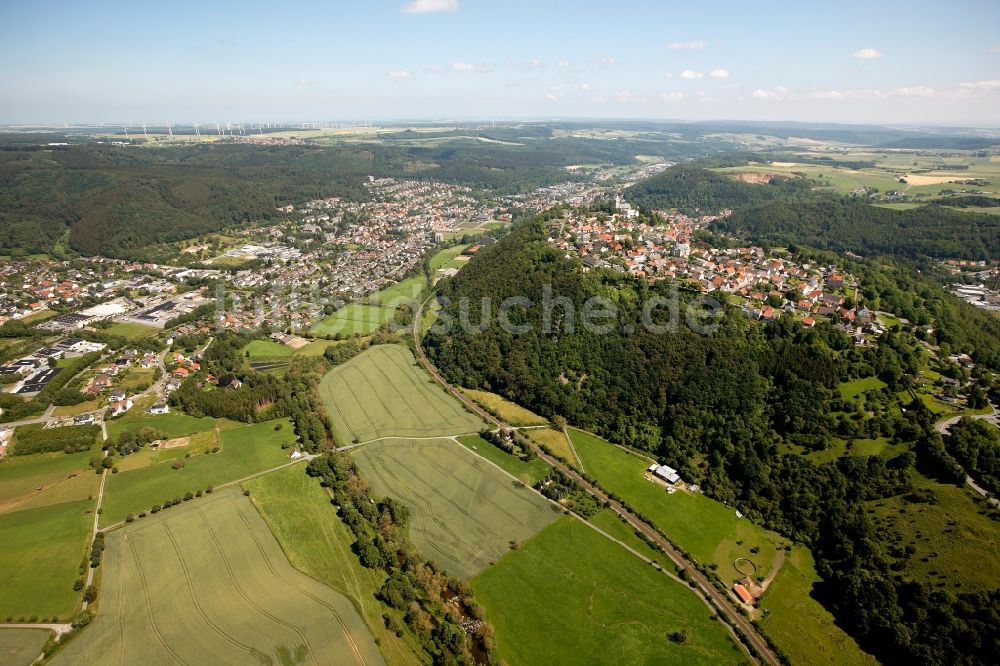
left=225, top=497, right=370, bottom=666
left=194, top=509, right=319, bottom=666
left=162, top=521, right=260, bottom=659
left=126, top=536, right=191, bottom=666
left=361, top=446, right=482, bottom=552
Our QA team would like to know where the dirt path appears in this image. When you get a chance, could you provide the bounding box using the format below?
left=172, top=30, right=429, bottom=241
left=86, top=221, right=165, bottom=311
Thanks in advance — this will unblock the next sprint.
left=759, top=548, right=786, bottom=593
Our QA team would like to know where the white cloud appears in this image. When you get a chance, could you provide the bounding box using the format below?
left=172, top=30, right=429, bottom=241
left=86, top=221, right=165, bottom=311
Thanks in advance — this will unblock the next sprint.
left=545, top=86, right=563, bottom=101
left=892, top=85, right=934, bottom=97
left=669, top=40, right=706, bottom=50
left=401, top=0, right=458, bottom=14
left=775, top=86, right=789, bottom=94
left=593, top=56, right=618, bottom=66
left=451, top=62, right=487, bottom=73
left=853, top=48, right=883, bottom=59
left=658, top=92, right=685, bottom=102
left=386, top=70, right=414, bottom=79
left=709, top=69, right=730, bottom=79
left=558, top=59, right=572, bottom=67
left=590, top=96, right=608, bottom=103
left=806, top=90, right=845, bottom=100
left=580, top=82, right=592, bottom=91
left=991, top=46, right=1000, bottom=53
left=680, top=70, right=703, bottom=80
left=527, top=58, right=545, bottom=69
left=752, top=89, right=779, bottom=99
left=960, top=79, right=1000, bottom=94
left=615, top=89, right=644, bottom=103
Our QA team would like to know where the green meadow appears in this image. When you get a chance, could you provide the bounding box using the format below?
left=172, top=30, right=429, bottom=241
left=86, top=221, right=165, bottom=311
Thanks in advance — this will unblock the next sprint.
left=473, top=517, right=745, bottom=666
left=100, top=419, right=296, bottom=526
left=0, top=500, right=92, bottom=621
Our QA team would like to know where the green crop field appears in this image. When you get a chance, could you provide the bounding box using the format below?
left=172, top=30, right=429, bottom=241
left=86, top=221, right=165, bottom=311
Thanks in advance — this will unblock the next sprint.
left=0, top=500, right=92, bottom=620
left=319, top=345, right=482, bottom=443
left=0, top=451, right=98, bottom=514
left=311, top=277, right=425, bottom=338
left=0, top=628, right=50, bottom=666
left=100, top=419, right=296, bottom=526
left=243, top=339, right=295, bottom=359
left=759, top=547, right=877, bottom=665
left=353, top=438, right=557, bottom=579
left=429, top=245, right=468, bottom=270
left=456, top=435, right=550, bottom=486
left=244, top=466, right=422, bottom=666
left=569, top=428, right=784, bottom=583
left=52, top=488, right=383, bottom=666
left=311, top=303, right=389, bottom=337
left=473, top=517, right=745, bottom=666
left=100, top=321, right=158, bottom=340
left=372, top=276, right=424, bottom=305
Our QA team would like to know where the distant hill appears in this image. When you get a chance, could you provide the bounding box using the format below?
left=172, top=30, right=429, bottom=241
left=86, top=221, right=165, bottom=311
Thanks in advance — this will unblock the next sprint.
left=625, top=164, right=814, bottom=214
left=714, top=199, right=1000, bottom=261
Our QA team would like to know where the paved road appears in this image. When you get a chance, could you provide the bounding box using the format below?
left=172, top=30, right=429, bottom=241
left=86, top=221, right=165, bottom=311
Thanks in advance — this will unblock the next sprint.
left=935, top=402, right=999, bottom=434
left=412, top=297, right=778, bottom=666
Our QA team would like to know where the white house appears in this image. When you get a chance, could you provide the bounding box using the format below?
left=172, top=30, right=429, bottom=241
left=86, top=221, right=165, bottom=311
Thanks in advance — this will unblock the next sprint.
left=148, top=403, right=169, bottom=415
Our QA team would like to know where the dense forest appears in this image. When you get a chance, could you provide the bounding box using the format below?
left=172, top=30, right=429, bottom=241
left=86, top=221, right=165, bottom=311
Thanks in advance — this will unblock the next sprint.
left=716, top=199, right=1000, bottom=261
left=625, top=164, right=815, bottom=214
left=0, top=133, right=718, bottom=260
left=423, top=216, right=1000, bottom=665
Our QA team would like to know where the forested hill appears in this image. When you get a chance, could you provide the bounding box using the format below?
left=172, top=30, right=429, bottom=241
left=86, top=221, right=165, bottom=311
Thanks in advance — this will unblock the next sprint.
left=0, top=134, right=715, bottom=260
left=714, top=199, right=1000, bottom=261
left=624, top=164, right=814, bottom=213
left=424, top=216, right=1000, bottom=665
left=0, top=143, right=370, bottom=258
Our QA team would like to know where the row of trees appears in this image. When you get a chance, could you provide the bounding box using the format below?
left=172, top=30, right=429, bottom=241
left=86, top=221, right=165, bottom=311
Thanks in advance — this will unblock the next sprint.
left=307, top=453, right=495, bottom=664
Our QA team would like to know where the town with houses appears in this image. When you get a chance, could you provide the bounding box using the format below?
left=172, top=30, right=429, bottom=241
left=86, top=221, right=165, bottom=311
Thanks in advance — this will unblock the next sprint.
left=1, top=167, right=995, bottom=460
left=547, top=195, right=892, bottom=344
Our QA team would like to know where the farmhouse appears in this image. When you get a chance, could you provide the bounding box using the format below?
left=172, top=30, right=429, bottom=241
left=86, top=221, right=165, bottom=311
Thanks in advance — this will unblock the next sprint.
left=733, top=583, right=754, bottom=605
left=653, top=464, right=680, bottom=484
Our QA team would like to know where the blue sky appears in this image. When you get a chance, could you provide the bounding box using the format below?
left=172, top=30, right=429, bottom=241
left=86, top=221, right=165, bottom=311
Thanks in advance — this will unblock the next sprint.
left=2, top=0, right=998, bottom=125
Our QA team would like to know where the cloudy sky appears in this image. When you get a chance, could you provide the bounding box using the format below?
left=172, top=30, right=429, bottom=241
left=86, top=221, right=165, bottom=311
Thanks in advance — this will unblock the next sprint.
left=2, top=0, right=998, bottom=125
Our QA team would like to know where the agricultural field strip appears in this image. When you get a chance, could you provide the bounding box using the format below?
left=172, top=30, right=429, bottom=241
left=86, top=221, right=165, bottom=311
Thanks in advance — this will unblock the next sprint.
left=322, top=346, right=482, bottom=442
left=363, top=441, right=537, bottom=536
left=351, top=433, right=746, bottom=629
left=56, top=492, right=376, bottom=666
left=359, top=443, right=490, bottom=563
left=100, top=457, right=310, bottom=532
left=220, top=497, right=369, bottom=665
